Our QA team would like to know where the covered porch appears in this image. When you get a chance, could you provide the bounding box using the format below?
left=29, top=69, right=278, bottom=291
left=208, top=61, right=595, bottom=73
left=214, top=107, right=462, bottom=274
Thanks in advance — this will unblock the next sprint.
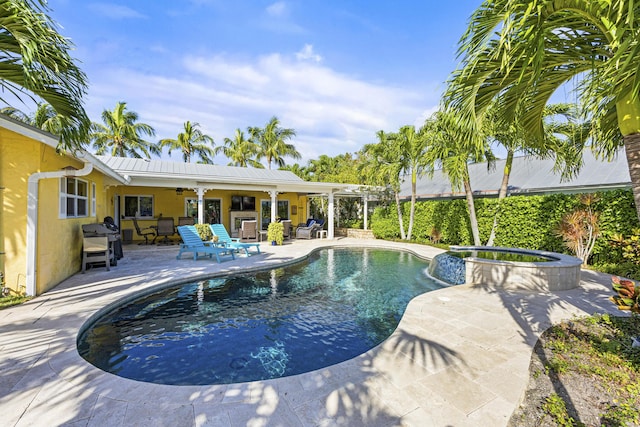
left=98, top=156, right=377, bottom=242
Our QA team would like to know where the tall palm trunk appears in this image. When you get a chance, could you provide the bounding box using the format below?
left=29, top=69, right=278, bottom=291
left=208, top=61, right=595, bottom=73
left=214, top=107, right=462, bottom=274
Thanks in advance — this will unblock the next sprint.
left=463, top=171, right=481, bottom=246
left=394, top=191, right=406, bottom=240
left=624, top=133, right=640, bottom=221
left=487, top=150, right=513, bottom=246
left=406, top=169, right=417, bottom=240
left=618, top=94, right=640, bottom=222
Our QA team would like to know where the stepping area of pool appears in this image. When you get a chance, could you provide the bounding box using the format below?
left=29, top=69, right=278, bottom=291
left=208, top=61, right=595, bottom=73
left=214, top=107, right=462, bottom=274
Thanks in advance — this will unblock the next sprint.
left=0, top=238, right=619, bottom=426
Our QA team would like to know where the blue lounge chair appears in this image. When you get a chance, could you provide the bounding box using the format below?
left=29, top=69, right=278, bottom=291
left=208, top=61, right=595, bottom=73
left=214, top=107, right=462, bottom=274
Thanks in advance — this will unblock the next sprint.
left=209, top=224, right=261, bottom=255
left=176, top=225, right=235, bottom=263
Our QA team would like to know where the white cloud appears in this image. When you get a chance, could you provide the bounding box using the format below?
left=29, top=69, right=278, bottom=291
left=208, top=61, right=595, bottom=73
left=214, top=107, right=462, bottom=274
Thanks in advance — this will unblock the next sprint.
left=260, top=1, right=305, bottom=34
left=296, top=44, right=322, bottom=63
left=88, top=3, right=147, bottom=19
left=266, top=2, right=288, bottom=17
left=83, top=49, right=441, bottom=165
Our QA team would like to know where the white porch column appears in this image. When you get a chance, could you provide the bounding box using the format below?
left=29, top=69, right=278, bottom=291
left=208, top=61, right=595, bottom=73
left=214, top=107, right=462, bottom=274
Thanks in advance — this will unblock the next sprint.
left=336, top=198, right=340, bottom=228
left=363, top=195, right=369, bottom=230
left=328, top=191, right=335, bottom=239
left=269, top=190, right=278, bottom=223
left=196, top=187, right=205, bottom=224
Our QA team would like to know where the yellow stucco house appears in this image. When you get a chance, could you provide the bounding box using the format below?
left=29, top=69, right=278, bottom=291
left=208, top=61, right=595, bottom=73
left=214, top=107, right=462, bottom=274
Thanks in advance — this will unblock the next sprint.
left=1, top=116, right=368, bottom=296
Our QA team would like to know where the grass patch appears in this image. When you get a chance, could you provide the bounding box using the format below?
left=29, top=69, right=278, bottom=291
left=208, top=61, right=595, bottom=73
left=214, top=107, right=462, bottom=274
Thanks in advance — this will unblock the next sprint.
left=540, top=314, right=640, bottom=425
left=542, top=394, right=583, bottom=427
left=0, top=294, right=32, bottom=310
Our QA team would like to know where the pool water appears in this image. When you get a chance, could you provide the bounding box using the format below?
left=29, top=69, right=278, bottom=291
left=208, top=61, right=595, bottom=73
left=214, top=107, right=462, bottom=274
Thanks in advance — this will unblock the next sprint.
left=77, top=248, right=440, bottom=385
left=448, top=250, right=556, bottom=263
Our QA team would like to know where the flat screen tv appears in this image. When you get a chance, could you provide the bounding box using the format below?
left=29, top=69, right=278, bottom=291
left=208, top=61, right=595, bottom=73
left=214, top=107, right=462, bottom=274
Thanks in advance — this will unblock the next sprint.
left=231, top=195, right=242, bottom=211
left=242, top=196, right=255, bottom=211
left=231, top=195, right=255, bottom=211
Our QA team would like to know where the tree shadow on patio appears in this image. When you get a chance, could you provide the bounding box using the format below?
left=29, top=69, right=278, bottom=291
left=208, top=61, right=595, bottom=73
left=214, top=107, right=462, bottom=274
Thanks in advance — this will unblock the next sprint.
left=469, top=267, right=620, bottom=425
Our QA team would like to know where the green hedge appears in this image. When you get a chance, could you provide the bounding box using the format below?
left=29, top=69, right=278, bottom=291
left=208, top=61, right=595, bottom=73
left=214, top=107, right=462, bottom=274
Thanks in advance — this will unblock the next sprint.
left=370, top=189, right=639, bottom=263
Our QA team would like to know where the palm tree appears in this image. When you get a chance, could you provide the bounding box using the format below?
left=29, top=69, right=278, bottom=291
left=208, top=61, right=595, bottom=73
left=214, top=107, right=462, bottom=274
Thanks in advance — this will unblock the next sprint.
left=308, top=154, right=358, bottom=183
left=90, top=102, right=159, bottom=158
left=250, top=116, right=300, bottom=169
left=445, top=0, right=640, bottom=221
left=159, top=121, right=215, bottom=163
left=483, top=102, right=590, bottom=245
left=390, top=125, right=431, bottom=240
left=425, top=109, right=491, bottom=246
left=1, top=0, right=90, bottom=150
left=218, top=128, right=263, bottom=168
left=358, top=130, right=407, bottom=240
left=1, top=103, right=69, bottom=136
left=0, top=106, right=29, bottom=122
left=279, top=163, right=311, bottom=180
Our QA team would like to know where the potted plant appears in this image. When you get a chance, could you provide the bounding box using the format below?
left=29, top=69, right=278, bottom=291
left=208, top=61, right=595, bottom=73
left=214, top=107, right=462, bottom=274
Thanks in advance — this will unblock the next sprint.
left=194, top=224, right=215, bottom=242
left=267, top=222, right=284, bottom=245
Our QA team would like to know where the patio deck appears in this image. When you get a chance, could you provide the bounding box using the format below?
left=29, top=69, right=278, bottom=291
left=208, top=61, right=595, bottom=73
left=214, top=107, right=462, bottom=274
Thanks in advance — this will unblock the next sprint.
left=0, top=238, right=619, bottom=426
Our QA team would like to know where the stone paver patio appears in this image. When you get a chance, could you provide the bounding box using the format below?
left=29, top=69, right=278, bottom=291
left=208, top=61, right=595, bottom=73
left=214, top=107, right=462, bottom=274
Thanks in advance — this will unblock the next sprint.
left=0, top=237, right=619, bottom=426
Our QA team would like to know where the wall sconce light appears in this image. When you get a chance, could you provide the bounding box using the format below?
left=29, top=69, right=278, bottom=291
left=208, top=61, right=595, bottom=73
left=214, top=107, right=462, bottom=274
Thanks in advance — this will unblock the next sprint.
left=176, top=188, right=183, bottom=195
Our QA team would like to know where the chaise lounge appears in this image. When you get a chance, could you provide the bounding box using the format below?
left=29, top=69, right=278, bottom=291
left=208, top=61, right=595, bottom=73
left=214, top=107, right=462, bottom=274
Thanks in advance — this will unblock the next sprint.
left=176, top=225, right=235, bottom=263
left=210, top=224, right=261, bottom=255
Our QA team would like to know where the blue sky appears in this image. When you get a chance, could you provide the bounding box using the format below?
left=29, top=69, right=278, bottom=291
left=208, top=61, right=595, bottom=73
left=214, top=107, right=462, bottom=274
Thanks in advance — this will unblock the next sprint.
left=45, top=1, right=481, bottom=165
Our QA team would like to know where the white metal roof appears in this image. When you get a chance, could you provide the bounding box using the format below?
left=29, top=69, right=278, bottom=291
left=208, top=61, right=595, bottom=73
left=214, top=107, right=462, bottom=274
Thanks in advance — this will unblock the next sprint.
left=97, top=156, right=368, bottom=195
left=399, top=150, right=631, bottom=199
left=99, top=156, right=304, bottom=182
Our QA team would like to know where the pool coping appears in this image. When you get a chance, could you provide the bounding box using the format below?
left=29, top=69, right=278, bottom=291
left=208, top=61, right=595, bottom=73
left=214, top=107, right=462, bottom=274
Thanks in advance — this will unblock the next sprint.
left=0, top=238, right=621, bottom=426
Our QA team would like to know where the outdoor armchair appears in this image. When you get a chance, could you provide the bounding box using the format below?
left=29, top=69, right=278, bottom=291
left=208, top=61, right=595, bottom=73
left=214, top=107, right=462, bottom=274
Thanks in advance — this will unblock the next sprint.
left=132, top=217, right=156, bottom=245
left=282, top=220, right=292, bottom=240
left=295, top=220, right=320, bottom=239
left=240, top=220, right=258, bottom=242
left=155, top=217, right=177, bottom=245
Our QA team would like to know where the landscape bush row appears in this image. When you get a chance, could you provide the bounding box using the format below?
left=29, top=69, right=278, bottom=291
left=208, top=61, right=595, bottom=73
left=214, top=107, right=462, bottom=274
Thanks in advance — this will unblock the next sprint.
left=370, top=189, right=640, bottom=274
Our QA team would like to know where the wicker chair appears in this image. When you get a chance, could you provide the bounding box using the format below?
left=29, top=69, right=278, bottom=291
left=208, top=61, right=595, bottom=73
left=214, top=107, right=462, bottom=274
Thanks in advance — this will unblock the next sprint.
left=295, top=220, right=318, bottom=239
left=240, top=220, right=258, bottom=242
left=282, top=220, right=292, bottom=240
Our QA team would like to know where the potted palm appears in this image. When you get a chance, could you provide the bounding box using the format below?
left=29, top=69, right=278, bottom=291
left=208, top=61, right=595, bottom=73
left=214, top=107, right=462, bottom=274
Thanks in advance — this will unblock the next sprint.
left=267, top=222, right=284, bottom=245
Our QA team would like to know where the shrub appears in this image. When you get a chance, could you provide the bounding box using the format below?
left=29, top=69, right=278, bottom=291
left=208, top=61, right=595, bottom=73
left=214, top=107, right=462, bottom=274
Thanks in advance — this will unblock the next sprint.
left=369, top=189, right=639, bottom=263
left=556, top=194, right=601, bottom=265
left=267, top=222, right=284, bottom=245
left=371, top=205, right=401, bottom=239
left=610, top=276, right=640, bottom=314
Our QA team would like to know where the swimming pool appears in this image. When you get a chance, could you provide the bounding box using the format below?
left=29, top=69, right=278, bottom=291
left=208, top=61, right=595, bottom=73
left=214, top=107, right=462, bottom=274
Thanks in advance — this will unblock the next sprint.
left=77, top=247, right=441, bottom=385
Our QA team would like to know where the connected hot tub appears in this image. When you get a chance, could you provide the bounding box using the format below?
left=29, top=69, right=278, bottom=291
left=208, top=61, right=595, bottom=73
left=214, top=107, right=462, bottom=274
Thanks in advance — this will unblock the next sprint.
left=428, top=246, right=582, bottom=291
